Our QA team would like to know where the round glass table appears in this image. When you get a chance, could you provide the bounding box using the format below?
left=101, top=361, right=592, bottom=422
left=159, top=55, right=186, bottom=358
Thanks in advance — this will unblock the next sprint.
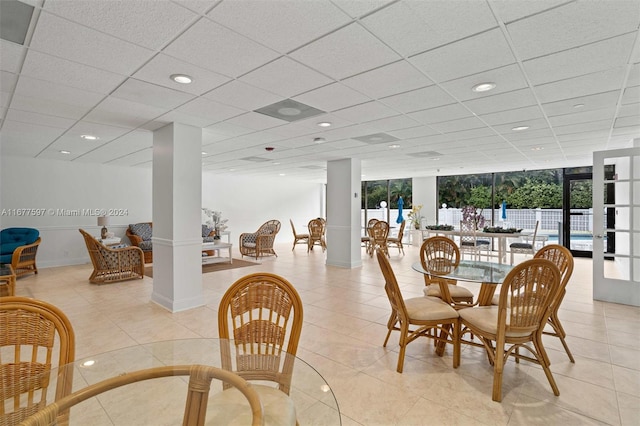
left=26, top=339, right=341, bottom=425
left=412, top=260, right=514, bottom=305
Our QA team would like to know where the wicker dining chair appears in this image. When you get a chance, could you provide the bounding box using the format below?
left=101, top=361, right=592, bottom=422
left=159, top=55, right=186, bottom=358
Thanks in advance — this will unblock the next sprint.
left=79, top=229, right=145, bottom=284
left=535, top=244, right=575, bottom=363
left=216, top=273, right=303, bottom=425
left=0, top=297, right=76, bottom=426
left=368, top=220, right=390, bottom=257
left=19, top=365, right=264, bottom=426
left=386, top=220, right=406, bottom=255
left=459, top=220, right=490, bottom=261
left=376, top=250, right=460, bottom=373
left=457, top=258, right=561, bottom=402
left=361, top=218, right=378, bottom=253
left=510, top=220, right=539, bottom=265
left=420, top=236, right=475, bottom=305
left=307, top=218, right=326, bottom=253
left=289, top=219, right=309, bottom=251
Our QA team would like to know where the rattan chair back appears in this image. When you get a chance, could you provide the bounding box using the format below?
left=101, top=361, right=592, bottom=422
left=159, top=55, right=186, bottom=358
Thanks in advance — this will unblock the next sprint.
left=289, top=219, right=309, bottom=251
left=386, top=220, right=406, bottom=254
left=218, top=273, right=303, bottom=395
left=420, top=236, right=460, bottom=277
left=368, top=220, right=389, bottom=257
left=534, top=244, right=575, bottom=362
left=0, top=297, right=76, bottom=425
left=19, top=365, right=264, bottom=426
left=307, top=218, right=326, bottom=252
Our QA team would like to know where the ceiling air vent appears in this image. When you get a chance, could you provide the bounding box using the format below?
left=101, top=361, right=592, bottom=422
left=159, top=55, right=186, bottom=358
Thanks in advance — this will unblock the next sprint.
left=0, top=1, right=34, bottom=45
left=240, top=156, right=272, bottom=162
left=352, top=133, right=399, bottom=144
left=254, top=99, right=325, bottom=122
left=412, top=151, right=443, bottom=158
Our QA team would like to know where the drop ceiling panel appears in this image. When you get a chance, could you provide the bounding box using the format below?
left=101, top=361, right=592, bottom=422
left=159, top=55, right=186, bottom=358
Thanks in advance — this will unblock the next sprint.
left=84, top=97, right=166, bottom=129
left=533, top=67, right=627, bottom=104
left=14, top=75, right=104, bottom=110
left=332, top=101, right=399, bottom=123
left=622, top=86, right=640, bottom=105
left=410, top=28, right=515, bottom=83
left=614, top=116, right=640, bottom=128
left=488, top=0, right=570, bottom=24
left=290, top=23, right=401, bottom=80
left=380, top=85, right=457, bottom=114
left=240, top=57, right=333, bottom=98
left=408, top=103, right=474, bottom=125
left=342, top=60, right=433, bottom=99
left=174, top=97, right=244, bottom=125
left=163, top=18, right=279, bottom=78
left=492, top=118, right=550, bottom=134
left=111, top=78, right=195, bottom=110
left=293, top=82, right=370, bottom=113
left=9, top=94, right=90, bottom=120
left=429, top=116, right=487, bottom=133
left=29, top=12, right=153, bottom=75
left=548, top=108, right=616, bottom=127
left=224, top=112, right=288, bottom=131
left=366, top=114, right=422, bottom=132
left=480, top=105, right=544, bottom=126
left=1, top=72, right=18, bottom=97
left=77, top=131, right=152, bottom=163
left=462, top=88, right=538, bottom=115
left=208, top=0, right=351, bottom=53
left=5, top=109, right=75, bottom=129
left=0, top=40, right=24, bottom=73
left=0, top=120, right=65, bottom=155
left=21, top=50, right=125, bottom=94
left=133, top=54, right=231, bottom=96
left=108, top=148, right=152, bottom=166
left=506, top=1, right=640, bottom=60
left=203, top=80, right=282, bottom=111
left=523, top=33, right=636, bottom=86
left=542, top=91, right=621, bottom=116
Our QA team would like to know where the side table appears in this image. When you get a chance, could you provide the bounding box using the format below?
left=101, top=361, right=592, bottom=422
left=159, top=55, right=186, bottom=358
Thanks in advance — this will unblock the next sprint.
left=96, top=237, right=122, bottom=247
left=0, top=264, right=17, bottom=297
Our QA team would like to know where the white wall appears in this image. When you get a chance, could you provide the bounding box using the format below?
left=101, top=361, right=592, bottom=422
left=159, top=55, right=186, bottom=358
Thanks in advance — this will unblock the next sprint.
left=1, top=156, right=324, bottom=268
left=412, top=176, right=438, bottom=225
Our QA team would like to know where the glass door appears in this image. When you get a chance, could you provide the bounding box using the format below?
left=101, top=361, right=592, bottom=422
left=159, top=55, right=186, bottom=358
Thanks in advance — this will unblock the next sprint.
left=593, top=147, right=640, bottom=306
left=563, top=172, right=594, bottom=258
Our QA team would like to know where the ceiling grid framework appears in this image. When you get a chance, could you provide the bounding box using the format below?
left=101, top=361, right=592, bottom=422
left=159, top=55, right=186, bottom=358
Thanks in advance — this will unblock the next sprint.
left=0, top=0, right=638, bottom=181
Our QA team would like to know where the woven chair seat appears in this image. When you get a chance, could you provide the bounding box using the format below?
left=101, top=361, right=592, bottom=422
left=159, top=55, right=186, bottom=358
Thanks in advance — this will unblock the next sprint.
left=510, top=242, right=533, bottom=249
left=424, top=283, right=475, bottom=300
left=208, top=384, right=296, bottom=425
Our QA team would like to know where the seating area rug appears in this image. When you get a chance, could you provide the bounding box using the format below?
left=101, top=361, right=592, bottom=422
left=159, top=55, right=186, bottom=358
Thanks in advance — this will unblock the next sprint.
left=144, top=259, right=260, bottom=278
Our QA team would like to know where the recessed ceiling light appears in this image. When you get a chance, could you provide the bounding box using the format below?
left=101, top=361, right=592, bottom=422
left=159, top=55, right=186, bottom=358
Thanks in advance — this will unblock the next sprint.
left=314, top=137, right=326, bottom=144
left=59, top=150, right=71, bottom=154
left=170, top=74, right=192, bottom=84
left=388, top=144, right=400, bottom=149
left=531, top=146, right=544, bottom=151
left=430, top=157, right=440, bottom=161
left=279, top=173, right=286, bottom=176
left=201, top=151, right=207, bottom=155
left=511, top=126, right=530, bottom=131
left=81, top=134, right=98, bottom=140
left=573, top=103, right=585, bottom=109
left=472, top=82, right=496, bottom=92
left=317, top=122, right=332, bottom=127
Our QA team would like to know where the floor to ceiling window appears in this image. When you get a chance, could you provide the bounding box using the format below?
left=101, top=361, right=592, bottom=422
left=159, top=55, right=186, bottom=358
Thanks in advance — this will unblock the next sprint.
left=361, top=178, right=412, bottom=229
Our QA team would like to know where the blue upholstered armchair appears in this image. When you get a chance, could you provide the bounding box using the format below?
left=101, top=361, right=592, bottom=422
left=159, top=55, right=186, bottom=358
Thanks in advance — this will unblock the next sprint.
left=0, top=227, right=41, bottom=277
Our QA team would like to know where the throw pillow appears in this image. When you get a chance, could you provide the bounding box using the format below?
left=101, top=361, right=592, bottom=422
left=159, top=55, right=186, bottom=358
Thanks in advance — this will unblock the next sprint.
left=130, top=223, right=152, bottom=241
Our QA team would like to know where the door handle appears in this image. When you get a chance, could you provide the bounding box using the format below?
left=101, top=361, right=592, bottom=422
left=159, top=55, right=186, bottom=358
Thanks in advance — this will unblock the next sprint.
left=595, top=235, right=604, bottom=239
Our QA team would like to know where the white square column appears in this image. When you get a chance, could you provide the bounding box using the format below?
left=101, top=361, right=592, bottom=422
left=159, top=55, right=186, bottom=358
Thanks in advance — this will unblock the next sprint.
left=151, top=123, right=204, bottom=312
left=326, top=158, right=362, bottom=268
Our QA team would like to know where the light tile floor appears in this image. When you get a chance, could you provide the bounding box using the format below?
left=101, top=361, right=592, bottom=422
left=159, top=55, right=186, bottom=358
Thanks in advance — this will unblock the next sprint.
left=13, top=242, right=640, bottom=425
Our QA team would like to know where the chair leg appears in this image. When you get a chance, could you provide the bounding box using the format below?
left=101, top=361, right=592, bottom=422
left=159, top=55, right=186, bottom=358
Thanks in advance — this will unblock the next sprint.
left=533, top=334, right=560, bottom=396
left=491, top=337, right=506, bottom=402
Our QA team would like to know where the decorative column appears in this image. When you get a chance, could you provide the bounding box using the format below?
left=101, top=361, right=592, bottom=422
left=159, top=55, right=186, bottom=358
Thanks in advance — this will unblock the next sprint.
left=151, top=123, right=203, bottom=312
left=326, top=158, right=362, bottom=268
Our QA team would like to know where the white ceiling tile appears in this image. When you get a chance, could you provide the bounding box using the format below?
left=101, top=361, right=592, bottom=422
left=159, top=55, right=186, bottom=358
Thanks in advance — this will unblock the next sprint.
left=504, top=127, right=554, bottom=141
left=30, top=12, right=153, bottom=75
left=480, top=105, right=544, bottom=126
left=204, top=121, right=258, bottom=139
left=429, top=116, right=487, bottom=133
left=239, top=57, right=333, bottom=98
left=463, top=88, right=538, bottom=115
left=614, top=115, right=640, bottom=128
left=408, top=103, right=474, bottom=125
left=332, top=100, right=399, bottom=123
left=0, top=120, right=65, bottom=155
left=84, top=97, right=166, bottom=128
left=224, top=112, right=288, bottom=131
left=76, top=130, right=152, bottom=163
left=107, top=148, right=152, bottom=166
left=203, top=80, right=282, bottom=111
left=331, top=0, right=394, bottom=18
left=163, top=18, right=279, bottom=78
left=5, top=109, right=76, bottom=129
left=534, top=67, right=627, bottom=104
left=65, top=121, right=130, bottom=142
left=9, top=94, right=91, bottom=119
left=542, top=90, right=621, bottom=116
left=290, top=23, right=401, bottom=80
left=1, top=71, right=18, bottom=95
left=14, top=76, right=104, bottom=109
left=488, top=0, right=570, bottom=24
left=133, top=54, right=230, bottom=96
left=342, top=60, right=433, bottom=99
left=388, top=125, right=439, bottom=140
left=171, top=0, right=216, bottom=14
left=366, top=114, right=422, bottom=132
left=380, top=85, right=457, bottom=114
left=410, top=28, right=515, bottom=83
left=21, top=50, right=125, bottom=94
left=0, top=40, right=25, bottom=73
left=506, top=1, right=640, bottom=60
left=523, top=33, right=636, bottom=86
left=155, top=110, right=217, bottom=128
left=440, top=63, right=529, bottom=101
left=548, top=107, right=616, bottom=127
left=618, top=103, right=640, bottom=118
left=174, top=97, right=244, bottom=125
left=492, top=118, right=551, bottom=134
left=111, top=78, right=195, bottom=109
left=43, top=0, right=197, bottom=50
left=622, top=85, right=640, bottom=105
left=293, top=82, right=370, bottom=112
left=208, top=0, right=351, bottom=53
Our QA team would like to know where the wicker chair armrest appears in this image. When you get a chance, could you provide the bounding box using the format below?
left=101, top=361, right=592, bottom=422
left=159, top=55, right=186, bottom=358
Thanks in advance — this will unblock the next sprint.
left=126, top=231, right=143, bottom=246
left=11, top=237, right=41, bottom=264
left=240, top=232, right=257, bottom=244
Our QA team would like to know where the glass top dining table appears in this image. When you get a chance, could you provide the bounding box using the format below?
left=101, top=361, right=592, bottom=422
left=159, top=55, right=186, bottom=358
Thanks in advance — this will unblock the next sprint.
left=412, top=260, right=514, bottom=305
left=25, top=338, right=341, bottom=425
